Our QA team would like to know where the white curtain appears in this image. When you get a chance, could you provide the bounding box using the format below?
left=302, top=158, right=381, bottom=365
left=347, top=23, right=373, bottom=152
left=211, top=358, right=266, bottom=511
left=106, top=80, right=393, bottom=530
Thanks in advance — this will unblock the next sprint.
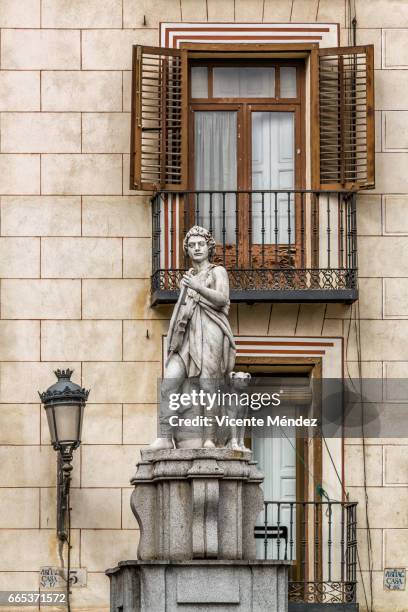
left=194, top=111, right=237, bottom=243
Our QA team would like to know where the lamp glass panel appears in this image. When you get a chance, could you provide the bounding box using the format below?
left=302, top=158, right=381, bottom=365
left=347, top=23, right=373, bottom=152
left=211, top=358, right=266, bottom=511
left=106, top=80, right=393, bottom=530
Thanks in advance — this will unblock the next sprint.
left=78, top=404, right=85, bottom=441
left=45, top=406, right=57, bottom=445
left=53, top=403, right=81, bottom=444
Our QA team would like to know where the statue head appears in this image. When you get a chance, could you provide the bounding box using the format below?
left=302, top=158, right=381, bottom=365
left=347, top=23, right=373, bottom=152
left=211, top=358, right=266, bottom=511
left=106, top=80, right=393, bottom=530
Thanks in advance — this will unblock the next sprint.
left=229, top=371, right=251, bottom=389
left=183, top=226, right=216, bottom=262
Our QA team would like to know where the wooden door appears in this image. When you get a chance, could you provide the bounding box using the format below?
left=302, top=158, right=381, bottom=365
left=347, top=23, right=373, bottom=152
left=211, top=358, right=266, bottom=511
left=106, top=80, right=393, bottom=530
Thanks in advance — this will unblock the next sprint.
left=250, top=109, right=296, bottom=269
left=253, top=433, right=297, bottom=560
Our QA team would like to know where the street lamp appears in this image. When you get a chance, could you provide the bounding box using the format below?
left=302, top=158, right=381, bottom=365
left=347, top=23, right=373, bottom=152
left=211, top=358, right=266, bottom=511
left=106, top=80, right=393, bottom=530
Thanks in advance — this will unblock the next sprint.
left=39, top=369, right=90, bottom=541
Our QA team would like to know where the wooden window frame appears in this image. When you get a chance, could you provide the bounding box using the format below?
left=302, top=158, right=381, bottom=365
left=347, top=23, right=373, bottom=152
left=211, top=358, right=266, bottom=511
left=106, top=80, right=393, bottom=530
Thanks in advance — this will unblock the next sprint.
left=187, top=58, right=306, bottom=268
left=180, top=42, right=318, bottom=55
left=130, top=42, right=375, bottom=192
left=189, top=58, right=303, bottom=104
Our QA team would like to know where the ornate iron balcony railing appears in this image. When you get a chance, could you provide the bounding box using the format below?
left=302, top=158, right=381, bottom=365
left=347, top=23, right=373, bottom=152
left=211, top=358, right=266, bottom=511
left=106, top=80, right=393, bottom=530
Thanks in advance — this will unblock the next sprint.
left=151, top=190, right=358, bottom=305
left=255, top=500, right=358, bottom=605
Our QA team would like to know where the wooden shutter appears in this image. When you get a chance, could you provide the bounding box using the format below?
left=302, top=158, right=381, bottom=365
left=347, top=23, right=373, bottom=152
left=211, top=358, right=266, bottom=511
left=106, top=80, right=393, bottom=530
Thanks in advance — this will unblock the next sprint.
left=130, top=45, right=188, bottom=191
left=315, top=45, right=374, bottom=190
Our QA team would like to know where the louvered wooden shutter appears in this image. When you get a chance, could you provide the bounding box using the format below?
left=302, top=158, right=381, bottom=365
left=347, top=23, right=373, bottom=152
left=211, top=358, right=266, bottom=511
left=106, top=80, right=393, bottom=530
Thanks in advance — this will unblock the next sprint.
left=130, top=45, right=188, bottom=191
left=316, top=45, right=374, bottom=190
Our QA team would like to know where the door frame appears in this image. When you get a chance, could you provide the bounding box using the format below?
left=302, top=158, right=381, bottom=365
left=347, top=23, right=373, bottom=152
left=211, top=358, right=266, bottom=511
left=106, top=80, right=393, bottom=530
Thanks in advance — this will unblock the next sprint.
left=235, top=355, right=323, bottom=583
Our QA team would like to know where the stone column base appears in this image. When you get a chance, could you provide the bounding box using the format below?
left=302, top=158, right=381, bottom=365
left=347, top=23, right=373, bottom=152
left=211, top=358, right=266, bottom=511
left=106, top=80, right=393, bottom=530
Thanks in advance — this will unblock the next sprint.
left=106, top=560, right=289, bottom=612
left=131, top=448, right=264, bottom=561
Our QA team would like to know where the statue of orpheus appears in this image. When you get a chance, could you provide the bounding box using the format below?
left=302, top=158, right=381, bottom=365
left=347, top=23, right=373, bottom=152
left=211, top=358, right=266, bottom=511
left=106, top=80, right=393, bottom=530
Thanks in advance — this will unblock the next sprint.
left=150, top=226, right=236, bottom=450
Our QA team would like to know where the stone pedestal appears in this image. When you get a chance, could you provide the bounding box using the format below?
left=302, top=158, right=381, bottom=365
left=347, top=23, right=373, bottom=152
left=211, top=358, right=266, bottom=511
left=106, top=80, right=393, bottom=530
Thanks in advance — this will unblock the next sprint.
left=106, top=448, right=289, bottom=611
left=106, top=560, right=289, bottom=612
left=130, top=448, right=264, bottom=561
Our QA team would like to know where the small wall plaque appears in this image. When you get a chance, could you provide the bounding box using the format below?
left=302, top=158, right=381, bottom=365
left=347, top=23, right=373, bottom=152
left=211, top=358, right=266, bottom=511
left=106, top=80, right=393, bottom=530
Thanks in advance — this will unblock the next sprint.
left=384, top=568, right=406, bottom=591
left=40, top=567, right=87, bottom=589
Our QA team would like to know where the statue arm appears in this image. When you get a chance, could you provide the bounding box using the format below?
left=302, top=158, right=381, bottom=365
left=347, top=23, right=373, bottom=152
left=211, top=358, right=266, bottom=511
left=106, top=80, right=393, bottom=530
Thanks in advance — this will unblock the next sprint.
left=193, top=266, right=230, bottom=309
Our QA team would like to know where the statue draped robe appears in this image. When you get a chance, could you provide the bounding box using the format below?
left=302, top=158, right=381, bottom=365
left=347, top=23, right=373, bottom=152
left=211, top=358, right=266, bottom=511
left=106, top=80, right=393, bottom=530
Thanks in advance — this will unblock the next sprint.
left=166, top=264, right=236, bottom=378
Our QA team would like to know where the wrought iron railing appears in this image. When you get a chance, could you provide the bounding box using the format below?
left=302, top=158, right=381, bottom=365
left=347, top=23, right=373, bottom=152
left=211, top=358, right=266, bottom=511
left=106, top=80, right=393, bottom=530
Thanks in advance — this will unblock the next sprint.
left=255, top=500, right=358, bottom=604
left=151, top=189, right=358, bottom=304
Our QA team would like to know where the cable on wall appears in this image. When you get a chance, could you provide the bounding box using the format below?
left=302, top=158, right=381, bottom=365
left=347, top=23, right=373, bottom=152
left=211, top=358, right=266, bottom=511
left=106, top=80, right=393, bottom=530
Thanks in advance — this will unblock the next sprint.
left=346, top=0, right=357, bottom=46
left=345, top=302, right=375, bottom=612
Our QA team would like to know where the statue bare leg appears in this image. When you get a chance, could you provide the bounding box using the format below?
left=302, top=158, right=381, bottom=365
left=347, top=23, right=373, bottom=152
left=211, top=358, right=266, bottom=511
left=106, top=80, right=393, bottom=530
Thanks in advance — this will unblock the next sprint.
left=200, top=319, right=225, bottom=448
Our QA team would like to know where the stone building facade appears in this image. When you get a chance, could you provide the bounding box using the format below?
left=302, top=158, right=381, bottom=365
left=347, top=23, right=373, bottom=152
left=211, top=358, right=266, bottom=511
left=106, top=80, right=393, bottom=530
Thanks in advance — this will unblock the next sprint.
left=0, top=1, right=407, bottom=611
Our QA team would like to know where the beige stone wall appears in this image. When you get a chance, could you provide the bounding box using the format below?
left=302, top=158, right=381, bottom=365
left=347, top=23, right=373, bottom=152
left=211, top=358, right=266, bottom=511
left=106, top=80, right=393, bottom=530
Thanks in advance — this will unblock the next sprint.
left=0, top=1, right=407, bottom=610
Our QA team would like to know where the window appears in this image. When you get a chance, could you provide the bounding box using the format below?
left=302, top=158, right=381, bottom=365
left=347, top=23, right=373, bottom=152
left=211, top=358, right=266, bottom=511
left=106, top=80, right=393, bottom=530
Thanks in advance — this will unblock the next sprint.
left=130, top=43, right=375, bottom=192
left=188, top=60, right=303, bottom=266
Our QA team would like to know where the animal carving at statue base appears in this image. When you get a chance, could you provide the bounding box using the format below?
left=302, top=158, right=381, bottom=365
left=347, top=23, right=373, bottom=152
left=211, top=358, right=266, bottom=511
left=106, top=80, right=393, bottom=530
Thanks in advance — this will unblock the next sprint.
left=226, top=371, right=252, bottom=451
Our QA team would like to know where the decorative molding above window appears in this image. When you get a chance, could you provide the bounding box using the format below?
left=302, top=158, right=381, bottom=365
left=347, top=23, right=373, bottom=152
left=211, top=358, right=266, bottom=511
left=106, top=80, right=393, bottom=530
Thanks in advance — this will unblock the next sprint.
left=159, top=22, right=339, bottom=49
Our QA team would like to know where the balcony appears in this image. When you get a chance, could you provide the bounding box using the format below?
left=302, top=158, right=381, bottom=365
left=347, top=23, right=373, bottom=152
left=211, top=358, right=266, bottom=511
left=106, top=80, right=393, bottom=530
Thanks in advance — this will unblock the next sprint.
left=151, top=189, right=358, bottom=305
left=256, top=500, right=358, bottom=609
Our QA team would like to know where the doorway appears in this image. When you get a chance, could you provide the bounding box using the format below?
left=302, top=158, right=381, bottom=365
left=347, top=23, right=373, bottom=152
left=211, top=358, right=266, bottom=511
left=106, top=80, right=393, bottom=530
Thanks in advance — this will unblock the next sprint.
left=235, top=358, right=322, bottom=579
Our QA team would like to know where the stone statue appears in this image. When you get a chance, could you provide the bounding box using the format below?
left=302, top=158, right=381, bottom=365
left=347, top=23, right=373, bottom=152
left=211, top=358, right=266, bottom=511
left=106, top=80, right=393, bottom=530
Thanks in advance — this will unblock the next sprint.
left=121, top=228, right=284, bottom=609
left=150, top=226, right=236, bottom=450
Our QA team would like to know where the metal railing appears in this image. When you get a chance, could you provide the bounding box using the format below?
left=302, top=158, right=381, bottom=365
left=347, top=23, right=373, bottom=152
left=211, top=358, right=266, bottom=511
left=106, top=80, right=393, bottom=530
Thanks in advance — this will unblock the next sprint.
left=151, top=189, right=358, bottom=304
left=255, top=500, right=358, bottom=604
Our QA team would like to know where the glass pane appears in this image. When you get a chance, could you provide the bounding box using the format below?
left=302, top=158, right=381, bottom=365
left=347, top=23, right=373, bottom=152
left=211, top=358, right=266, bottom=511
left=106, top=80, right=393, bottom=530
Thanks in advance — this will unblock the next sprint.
left=251, top=112, right=295, bottom=244
left=280, top=67, right=297, bottom=98
left=45, top=406, right=57, bottom=445
left=213, top=67, right=275, bottom=98
left=191, top=66, right=208, bottom=98
left=54, top=403, right=80, bottom=444
left=194, top=111, right=237, bottom=242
